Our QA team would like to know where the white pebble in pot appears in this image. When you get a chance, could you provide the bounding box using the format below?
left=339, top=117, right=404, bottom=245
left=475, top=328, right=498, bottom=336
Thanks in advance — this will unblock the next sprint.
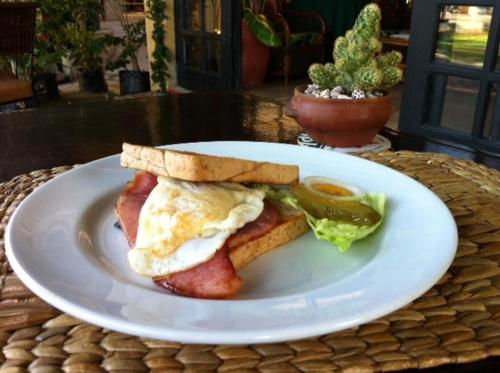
left=320, top=89, right=331, bottom=98
left=338, top=94, right=351, bottom=99
left=352, top=89, right=367, bottom=99
left=332, top=86, right=344, bottom=94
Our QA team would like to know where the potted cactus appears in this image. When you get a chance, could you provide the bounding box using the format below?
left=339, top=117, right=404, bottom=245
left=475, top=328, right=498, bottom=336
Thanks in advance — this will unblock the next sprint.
left=284, top=3, right=403, bottom=147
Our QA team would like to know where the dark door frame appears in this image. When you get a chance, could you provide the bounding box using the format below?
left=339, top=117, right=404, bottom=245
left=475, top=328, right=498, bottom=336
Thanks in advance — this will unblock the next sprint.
left=174, top=0, right=242, bottom=92
left=399, top=0, right=500, bottom=153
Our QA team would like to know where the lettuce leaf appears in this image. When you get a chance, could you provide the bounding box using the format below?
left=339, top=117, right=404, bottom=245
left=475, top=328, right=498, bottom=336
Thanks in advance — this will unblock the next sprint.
left=256, top=185, right=386, bottom=252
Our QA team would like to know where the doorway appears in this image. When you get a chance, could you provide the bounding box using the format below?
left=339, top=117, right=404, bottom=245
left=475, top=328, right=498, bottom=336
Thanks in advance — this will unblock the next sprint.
left=174, top=0, right=241, bottom=92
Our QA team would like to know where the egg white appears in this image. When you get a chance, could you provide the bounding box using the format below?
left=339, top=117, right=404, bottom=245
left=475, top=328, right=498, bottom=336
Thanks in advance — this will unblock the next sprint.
left=128, top=177, right=265, bottom=277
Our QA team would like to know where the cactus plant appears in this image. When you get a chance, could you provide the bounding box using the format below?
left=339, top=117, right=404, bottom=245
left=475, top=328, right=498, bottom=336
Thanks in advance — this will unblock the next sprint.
left=308, top=2, right=403, bottom=94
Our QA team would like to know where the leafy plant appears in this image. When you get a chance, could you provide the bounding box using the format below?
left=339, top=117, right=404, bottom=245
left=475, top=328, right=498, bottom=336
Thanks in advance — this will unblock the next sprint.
left=107, top=20, right=147, bottom=71
left=63, top=0, right=119, bottom=73
left=147, top=0, right=171, bottom=93
left=308, top=3, right=403, bottom=93
left=32, top=34, right=63, bottom=74
left=65, top=24, right=118, bottom=72
left=243, top=0, right=281, bottom=48
left=106, top=0, right=147, bottom=72
left=0, top=0, right=69, bottom=77
left=32, top=1, right=70, bottom=73
left=67, top=0, right=104, bottom=31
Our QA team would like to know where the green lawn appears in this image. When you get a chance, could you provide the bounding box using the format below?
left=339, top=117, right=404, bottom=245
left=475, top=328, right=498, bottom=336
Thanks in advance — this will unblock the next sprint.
left=435, top=32, right=488, bottom=67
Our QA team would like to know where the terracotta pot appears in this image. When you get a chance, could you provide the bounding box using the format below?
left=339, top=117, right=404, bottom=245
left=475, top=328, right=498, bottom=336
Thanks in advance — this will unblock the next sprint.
left=284, top=85, right=395, bottom=148
left=242, top=20, right=270, bottom=90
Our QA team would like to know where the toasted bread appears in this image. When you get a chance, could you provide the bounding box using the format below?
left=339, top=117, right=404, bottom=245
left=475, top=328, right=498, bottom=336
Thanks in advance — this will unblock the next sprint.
left=229, top=204, right=308, bottom=271
left=121, top=143, right=299, bottom=185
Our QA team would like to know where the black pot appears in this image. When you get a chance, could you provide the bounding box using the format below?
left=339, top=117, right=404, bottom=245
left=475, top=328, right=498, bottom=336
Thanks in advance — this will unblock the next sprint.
left=119, top=70, right=151, bottom=95
left=79, top=70, right=107, bottom=93
left=33, top=72, right=59, bottom=99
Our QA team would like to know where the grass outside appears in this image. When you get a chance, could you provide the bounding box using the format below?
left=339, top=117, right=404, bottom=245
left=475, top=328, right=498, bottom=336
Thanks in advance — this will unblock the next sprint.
left=435, top=32, right=488, bottom=67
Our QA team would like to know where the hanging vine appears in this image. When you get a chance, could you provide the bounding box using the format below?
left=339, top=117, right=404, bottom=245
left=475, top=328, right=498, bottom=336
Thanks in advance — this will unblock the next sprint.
left=147, top=0, right=171, bottom=93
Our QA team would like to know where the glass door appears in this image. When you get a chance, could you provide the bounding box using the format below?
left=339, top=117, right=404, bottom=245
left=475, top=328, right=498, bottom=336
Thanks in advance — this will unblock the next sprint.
left=174, top=0, right=241, bottom=92
left=399, top=0, right=500, bottom=153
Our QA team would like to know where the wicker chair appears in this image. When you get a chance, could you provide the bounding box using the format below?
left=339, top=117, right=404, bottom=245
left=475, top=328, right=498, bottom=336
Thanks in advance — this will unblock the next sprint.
left=0, top=2, right=38, bottom=105
left=265, top=0, right=326, bottom=85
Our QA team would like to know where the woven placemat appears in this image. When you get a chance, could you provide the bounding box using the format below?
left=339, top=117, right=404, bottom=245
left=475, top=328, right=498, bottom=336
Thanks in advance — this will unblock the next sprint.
left=0, top=152, right=499, bottom=372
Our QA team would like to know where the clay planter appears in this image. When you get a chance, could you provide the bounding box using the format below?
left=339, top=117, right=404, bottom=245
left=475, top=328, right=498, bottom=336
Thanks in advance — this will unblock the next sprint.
left=284, top=85, right=394, bottom=148
left=242, top=19, right=270, bottom=90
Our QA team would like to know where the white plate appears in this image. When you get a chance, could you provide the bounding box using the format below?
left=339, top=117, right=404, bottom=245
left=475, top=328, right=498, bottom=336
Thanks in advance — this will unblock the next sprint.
left=6, top=141, right=457, bottom=344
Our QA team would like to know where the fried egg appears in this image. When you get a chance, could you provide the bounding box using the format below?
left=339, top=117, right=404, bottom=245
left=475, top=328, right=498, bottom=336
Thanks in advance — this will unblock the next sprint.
left=128, top=176, right=265, bottom=277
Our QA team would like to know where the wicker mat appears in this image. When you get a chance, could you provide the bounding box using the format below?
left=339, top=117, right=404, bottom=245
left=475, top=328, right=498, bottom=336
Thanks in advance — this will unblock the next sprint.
left=0, top=151, right=499, bottom=372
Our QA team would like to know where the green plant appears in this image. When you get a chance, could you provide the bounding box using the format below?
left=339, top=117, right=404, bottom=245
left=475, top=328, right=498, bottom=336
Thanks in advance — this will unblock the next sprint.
left=32, top=34, right=63, bottom=74
left=243, top=0, right=281, bottom=48
left=32, top=1, right=70, bottom=73
left=65, top=24, right=118, bottom=72
left=63, top=0, right=119, bottom=73
left=106, top=0, right=147, bottom=71
left=0, top=0, right=69, bottom=77
left=67, top=0, right=103, bottom=31
left=147, top=0, right=171, bottom=93
left=308, top=2, right=403, bottom=93
left=107, top=20, right=147, bottom=71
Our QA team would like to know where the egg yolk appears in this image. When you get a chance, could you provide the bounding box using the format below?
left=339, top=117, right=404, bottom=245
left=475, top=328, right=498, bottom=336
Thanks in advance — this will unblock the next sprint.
left=311, top=183, right=354, bottom=197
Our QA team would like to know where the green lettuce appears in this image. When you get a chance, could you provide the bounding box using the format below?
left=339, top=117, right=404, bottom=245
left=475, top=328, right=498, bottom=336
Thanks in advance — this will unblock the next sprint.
left=256, top=185, right=386, bottom=252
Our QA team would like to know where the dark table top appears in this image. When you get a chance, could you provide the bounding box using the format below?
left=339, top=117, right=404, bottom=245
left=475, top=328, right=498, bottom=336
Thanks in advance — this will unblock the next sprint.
left=0, top=92, right=499, bottom=372
left=0, top=92, right=499, bottom=183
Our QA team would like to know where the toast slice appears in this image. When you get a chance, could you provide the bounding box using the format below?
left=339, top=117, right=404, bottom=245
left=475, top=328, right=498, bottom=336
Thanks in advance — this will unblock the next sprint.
left=121, top=143, right=299, bottom=185
left=229, top=204, right=308, bottom=272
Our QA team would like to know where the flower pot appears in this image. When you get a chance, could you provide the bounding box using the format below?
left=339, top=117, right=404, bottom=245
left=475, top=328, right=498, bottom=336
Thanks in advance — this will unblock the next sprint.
left=78, top=69, right=107, bottom=93
left=242, top=19, right=270, bottom=90
left=284, top=85, right=394, bottom=148
left=119, top=71, right=151, bottom=95
left=33, top=72, right=59, bottom=99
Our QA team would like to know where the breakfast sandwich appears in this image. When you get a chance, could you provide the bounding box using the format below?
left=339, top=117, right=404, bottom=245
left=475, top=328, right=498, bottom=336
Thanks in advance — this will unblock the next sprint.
left=115, top=143, right=309, bottom=299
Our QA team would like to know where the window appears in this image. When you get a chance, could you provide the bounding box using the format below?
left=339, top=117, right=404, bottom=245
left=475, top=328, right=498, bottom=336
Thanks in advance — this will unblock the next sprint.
left=399, top=0, right=500, bottom=153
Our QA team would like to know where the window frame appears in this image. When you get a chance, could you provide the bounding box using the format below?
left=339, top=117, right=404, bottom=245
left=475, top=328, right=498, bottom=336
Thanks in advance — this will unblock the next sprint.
left=399, top=0, right=500, bottom=153
left=174, top=0, right=242, bottom=92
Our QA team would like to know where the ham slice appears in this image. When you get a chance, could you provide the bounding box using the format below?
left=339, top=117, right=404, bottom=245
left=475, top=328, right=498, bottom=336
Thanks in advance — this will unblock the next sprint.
left=115, top=172, right=158, bottom=247
left=154, top=247, right=242, bottom=299
left=226, top=202, right=280, bottom=250
left=115, top=172, right=279, bottom=298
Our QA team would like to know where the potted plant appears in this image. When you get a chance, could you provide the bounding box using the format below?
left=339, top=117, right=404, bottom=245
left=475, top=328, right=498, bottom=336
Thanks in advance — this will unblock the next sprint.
left=284, top=2, right=403, bottom=147
left=30, top=0, right=67, bottom=99
left=106, top=0, right=150, bottom=95
left=64, top=0, right=117, bottom=93
left=66, top=25, right=117, bottom=93
left=242, top=0, right=281, bottom=89
left=32, top=36, right=62, bottom=99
